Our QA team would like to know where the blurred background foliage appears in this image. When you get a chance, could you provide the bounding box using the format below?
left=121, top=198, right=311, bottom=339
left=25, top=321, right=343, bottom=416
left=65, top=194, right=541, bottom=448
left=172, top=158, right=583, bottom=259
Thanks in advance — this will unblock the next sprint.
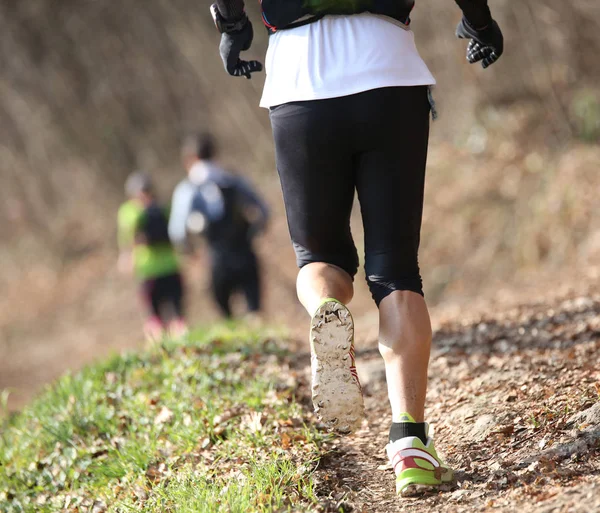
left=0, top=1, right=599, bottom=406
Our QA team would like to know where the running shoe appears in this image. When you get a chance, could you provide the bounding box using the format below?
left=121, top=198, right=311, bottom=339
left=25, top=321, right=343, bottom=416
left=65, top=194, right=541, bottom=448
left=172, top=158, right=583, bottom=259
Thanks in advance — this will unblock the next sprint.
left=386, top=415, right=455, bottom=496
left=310, top=298, right=365, bottom=435
left=144, top=316, right=164, bottom=342
left=168, top=318, right=189, bottom=339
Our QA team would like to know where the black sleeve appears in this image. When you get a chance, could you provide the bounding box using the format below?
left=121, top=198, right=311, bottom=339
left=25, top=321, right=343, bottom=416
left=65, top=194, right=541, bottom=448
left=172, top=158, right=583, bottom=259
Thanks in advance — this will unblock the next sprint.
left=454, top=0, right=492, bottom=29
left=216, top=0, right=246, bottom=21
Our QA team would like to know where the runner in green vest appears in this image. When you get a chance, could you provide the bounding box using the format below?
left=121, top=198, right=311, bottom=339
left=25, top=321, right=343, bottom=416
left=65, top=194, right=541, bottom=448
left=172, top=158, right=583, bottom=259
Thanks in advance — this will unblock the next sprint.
left=118, top=172, right=187, bottom=341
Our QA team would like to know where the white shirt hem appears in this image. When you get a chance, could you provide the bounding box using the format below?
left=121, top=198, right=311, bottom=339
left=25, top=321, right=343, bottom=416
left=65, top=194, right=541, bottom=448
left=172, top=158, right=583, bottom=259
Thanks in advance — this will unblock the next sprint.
left=260, top=79, right=436, bottom=109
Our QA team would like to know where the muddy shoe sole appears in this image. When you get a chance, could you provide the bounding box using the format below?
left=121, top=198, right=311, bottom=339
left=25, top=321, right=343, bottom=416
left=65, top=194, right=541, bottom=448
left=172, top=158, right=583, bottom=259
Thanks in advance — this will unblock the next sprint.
left=310, top=300, right=365, bottom=435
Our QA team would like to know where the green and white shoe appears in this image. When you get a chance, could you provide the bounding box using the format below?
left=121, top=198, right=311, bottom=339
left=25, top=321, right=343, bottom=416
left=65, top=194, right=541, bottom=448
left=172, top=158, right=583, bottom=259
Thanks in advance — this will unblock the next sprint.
left=310, top=299, right=365, bottom=435
left=386, top=415, right=455, bottom=496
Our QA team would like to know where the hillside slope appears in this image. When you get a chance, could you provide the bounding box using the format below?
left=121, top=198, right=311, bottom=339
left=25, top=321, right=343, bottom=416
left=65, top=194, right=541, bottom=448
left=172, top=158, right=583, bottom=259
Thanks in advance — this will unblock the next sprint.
left=2, top=288, right=599, bottom=512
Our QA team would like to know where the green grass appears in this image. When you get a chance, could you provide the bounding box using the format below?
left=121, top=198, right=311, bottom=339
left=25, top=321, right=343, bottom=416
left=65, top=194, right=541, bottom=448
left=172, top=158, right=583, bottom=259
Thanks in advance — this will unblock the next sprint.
left=0, top=325, right=329, bottom=512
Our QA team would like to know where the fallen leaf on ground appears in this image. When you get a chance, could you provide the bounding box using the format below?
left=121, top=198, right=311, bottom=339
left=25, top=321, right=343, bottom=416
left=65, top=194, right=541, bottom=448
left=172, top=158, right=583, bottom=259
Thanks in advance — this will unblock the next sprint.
left=154, top=406, right=174, bottom=425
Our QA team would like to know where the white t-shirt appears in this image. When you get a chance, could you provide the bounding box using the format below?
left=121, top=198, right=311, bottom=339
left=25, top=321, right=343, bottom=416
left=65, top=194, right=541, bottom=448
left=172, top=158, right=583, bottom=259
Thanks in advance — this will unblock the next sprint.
left=259, top=13, right=435, bottom=108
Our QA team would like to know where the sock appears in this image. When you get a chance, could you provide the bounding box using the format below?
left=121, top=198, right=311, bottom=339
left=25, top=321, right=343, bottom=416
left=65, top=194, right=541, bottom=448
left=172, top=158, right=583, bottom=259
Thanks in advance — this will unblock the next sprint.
left=389, top=422, right=428, bottom=445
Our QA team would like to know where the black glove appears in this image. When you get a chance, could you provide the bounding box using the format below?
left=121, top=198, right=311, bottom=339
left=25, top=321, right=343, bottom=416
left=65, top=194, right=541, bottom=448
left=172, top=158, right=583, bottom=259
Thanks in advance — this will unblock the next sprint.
left=456, top=18, right=504, bottom=69
left=219, top=19, right=263, bottom=79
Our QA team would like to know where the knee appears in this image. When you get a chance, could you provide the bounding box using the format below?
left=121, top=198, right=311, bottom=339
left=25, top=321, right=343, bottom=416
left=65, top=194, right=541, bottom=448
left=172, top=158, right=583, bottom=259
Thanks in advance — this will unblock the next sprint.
left=297, top=262, right=355, bottom=304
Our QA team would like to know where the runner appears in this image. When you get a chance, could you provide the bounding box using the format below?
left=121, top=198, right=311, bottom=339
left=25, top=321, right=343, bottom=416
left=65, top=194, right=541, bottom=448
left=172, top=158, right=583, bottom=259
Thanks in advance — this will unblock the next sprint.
left=168, top=133, right=269, bottom=319
left=211, top=0, right=504, bottom=496
left=117, top=172, right=187, bottom=340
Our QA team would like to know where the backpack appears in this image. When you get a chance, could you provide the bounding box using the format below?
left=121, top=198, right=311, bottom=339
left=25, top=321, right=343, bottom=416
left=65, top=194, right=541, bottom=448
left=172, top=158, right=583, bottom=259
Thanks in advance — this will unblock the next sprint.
left=261, top=0, right=415, bottom=33
left=138, top=203, right=171, bottom=246
left=189, top=180, right=251, bottom=250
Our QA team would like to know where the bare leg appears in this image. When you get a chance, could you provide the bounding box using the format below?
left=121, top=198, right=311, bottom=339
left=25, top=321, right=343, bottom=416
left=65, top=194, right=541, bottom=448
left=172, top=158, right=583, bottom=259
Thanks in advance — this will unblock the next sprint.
left=296, top=262, right=354, bottom=315
left=378, top=290, right=432, bottom=423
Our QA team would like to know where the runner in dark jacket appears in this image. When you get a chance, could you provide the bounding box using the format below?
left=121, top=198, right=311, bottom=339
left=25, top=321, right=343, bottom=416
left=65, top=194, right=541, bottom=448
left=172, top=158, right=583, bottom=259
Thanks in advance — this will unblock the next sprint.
left=168, top=134, right=269, bottom=318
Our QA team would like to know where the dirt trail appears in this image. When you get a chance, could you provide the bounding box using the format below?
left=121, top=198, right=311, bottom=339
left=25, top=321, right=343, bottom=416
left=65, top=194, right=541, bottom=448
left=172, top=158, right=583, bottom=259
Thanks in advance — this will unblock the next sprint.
left=313, top=293, right=600, bottom=512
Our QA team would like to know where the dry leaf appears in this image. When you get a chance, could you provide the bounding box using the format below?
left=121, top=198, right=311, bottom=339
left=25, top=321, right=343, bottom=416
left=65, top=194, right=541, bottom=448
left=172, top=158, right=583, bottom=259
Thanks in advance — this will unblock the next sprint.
left=241, top=411, right=265, bottom=433
left=91, top=501, right=107, bottom=513
left=281, top=432, right=291, bottom=450
left=492, top=425, right=515, bottom=436
left=154, top=406, right=174, bottom=425
left=145, top=463, right=166, bottom=484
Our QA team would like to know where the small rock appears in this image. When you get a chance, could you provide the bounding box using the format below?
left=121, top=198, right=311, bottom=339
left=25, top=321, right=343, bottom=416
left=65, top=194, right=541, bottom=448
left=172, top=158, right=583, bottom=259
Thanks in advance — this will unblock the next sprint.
left=451, top=489, right=470, bottom=501
left=489, top=461, right=502, bottom=472
left=471, top=414, right=499, bottom=441
left=567, top=402, right=600, bottom=428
